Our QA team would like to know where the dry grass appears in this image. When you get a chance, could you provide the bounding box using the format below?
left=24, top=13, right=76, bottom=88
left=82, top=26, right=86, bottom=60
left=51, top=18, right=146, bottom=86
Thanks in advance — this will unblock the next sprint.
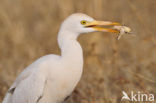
left=0, top=0, right=156, bottom=103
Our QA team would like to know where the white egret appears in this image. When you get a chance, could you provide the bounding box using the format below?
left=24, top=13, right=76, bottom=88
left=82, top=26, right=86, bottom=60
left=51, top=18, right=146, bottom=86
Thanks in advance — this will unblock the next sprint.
left=3, top=13, right=121, bottom=103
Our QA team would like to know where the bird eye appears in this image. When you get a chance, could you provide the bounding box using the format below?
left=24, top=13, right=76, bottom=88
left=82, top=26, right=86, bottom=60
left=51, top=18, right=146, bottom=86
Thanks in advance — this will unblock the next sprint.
left=81, top=20, right=87, bottom=25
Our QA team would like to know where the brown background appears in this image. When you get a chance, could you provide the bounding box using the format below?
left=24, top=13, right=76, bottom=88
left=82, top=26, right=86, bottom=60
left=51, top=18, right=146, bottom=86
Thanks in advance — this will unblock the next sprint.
left=0, top=0, right=156, bottom=103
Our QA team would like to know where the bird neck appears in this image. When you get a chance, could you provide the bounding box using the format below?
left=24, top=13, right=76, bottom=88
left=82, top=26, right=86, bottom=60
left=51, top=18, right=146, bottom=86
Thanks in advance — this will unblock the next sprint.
left=58, top=30, right=83, bottom=64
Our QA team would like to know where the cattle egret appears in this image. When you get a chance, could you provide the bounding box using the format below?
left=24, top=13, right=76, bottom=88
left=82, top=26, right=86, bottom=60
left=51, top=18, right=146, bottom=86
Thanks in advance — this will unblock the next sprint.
left=3, top=13, right=121, bottom=103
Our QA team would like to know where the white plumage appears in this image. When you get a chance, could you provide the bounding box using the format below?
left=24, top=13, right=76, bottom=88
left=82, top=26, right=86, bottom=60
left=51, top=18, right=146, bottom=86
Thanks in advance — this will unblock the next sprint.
left=3, top=13, right=120, bottom=103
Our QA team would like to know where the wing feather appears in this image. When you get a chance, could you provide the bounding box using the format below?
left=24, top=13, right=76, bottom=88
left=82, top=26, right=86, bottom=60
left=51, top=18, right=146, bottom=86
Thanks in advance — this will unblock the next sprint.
left=3, top=67, right=46, bottom=103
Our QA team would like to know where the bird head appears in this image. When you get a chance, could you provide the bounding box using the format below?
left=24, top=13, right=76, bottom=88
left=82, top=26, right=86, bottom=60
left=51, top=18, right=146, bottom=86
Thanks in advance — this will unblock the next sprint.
left=60, top=13, right=121, bottom=35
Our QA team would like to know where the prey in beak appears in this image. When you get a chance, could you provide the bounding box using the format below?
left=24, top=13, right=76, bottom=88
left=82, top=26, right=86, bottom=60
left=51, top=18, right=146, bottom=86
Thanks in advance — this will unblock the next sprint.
left=84, top=20, right=132, bottom=40
left=84, top=20, right=121, bottom=33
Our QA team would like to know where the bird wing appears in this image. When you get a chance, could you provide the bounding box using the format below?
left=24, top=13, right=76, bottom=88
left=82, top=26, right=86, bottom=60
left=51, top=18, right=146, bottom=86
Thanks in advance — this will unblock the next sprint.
left=3, top=54, right=59, bottom=103
left=3, top=67, right=47, bottom=103
left=8, top=68, right=31, bottom=93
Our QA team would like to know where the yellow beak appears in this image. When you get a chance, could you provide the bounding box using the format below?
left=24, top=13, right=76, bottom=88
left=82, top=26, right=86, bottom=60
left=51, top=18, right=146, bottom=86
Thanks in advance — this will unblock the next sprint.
left=84, top=20, right=121, bottom=33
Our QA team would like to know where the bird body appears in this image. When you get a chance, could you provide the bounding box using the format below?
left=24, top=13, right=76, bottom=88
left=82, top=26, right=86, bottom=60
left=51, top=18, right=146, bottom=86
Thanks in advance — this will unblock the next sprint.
left=3, top=13, right=121, bottom=103
left=3, top=33, right=83, bottom=103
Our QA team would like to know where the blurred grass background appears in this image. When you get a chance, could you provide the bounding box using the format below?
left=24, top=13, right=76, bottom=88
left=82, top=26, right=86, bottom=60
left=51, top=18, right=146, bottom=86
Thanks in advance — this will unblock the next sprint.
left=0, top=0, right=156, bottom=103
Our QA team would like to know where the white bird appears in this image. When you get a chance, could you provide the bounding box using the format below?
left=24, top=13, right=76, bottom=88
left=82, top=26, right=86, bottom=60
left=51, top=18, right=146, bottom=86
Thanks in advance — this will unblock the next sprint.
left=2, top=13, right=120, bottom=103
